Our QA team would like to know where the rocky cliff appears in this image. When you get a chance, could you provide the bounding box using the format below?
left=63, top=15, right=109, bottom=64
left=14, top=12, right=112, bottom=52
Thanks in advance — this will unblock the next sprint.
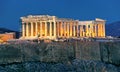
left=0, top=41, right=120, bottom=71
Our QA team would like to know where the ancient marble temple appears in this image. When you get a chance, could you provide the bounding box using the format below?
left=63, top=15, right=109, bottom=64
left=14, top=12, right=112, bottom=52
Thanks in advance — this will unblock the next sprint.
left=20, top=15, right=105, bottom=39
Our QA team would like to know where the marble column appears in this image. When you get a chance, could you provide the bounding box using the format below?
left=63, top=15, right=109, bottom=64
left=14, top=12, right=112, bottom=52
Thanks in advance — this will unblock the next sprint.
left=98, top=24, right=100, bottom=37
left=102, top=23, right=105, bottom=37
left=58, top=22, right=60, bottom=37
left=45, top=22, right=47, bottom=36
left=73, top=23, right=76, bottom=37
left=60, top=22, right=62, bottom=36
left=100, top=24, right=102, bottom=37
left=101, top=24, right=104, bottom=37
left=99, top=24, right=102, bottom=37
left=37, top=22, right=40, bottom=36
left=86, top=25, right=88, bottom=37
left=91, top=24, right=93, bottom=37
left=76, top=22, right=78, bottom=37
left=67, top=22, right=69, bottom=37
left=100, top=24, right=103, bottom=37
left=70, top=21, right=72, bottom=37
left=22, top=22, right=25, bottom=37
left=94, top=24, right=97, bottom=37
left=84, top=25, right=86, bottom=37
left=57, top=22, right=59, bottom=37
left=35, top=22, right=38, bottom=36
left=89, top=24, right=92, bottom=37
left=26, top=23, right=29, bottom=37
left=31, top=22, right=33, bottom=37
left=54, top=22, right=56, bottom=37
left=64, top=22, right=66, bottom=37
left=50, top=21, right=52, bottom=37
left=40, top=22, right=42, bottom=37
left=80, top=25, right=83, bottom=37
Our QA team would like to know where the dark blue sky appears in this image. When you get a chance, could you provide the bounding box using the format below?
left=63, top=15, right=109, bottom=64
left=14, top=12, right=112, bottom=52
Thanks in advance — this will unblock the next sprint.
left=0, top=0, right=120, bottom=31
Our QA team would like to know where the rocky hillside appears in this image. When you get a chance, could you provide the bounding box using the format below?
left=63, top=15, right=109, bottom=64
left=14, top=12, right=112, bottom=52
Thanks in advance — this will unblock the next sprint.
left=0, top=41, right=120, bottom=72
left=0, top=59, right=119, bottom=72
left=0, top=41, right=120, bottom=65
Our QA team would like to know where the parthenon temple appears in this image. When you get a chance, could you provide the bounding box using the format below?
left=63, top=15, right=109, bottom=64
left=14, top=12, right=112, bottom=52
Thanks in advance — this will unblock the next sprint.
left=20, top=15, right=105, bottom=39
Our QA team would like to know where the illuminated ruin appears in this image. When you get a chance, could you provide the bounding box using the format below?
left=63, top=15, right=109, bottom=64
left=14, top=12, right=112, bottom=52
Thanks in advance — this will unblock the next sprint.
left=20, top=15, right=105, bottom=39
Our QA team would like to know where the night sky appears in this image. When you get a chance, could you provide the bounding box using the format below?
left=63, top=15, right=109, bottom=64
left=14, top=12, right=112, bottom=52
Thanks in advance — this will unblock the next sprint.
left=0, top=0, right=120, bottom=31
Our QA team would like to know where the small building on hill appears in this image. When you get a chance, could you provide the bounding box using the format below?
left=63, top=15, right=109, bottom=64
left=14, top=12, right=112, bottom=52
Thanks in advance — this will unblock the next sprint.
left=0, top=28, right=20, bottom=39
left=0, top=32, right=16, bottom=43
left=0, top=28, right=19, bottom=43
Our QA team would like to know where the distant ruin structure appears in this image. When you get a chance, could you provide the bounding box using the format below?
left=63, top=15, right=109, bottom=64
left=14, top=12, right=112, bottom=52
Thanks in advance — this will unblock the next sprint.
left=20, top=15, right=105, bottom=39
left=0, top=32, right=15, bottom=43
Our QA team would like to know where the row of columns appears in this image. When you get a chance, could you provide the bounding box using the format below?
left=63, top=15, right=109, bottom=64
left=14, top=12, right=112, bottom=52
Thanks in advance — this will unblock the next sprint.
left=22, top=21, right=56, bottom=38
left=56, top=21, right=78, bottom=38
left=80, top=24, right=105, bottom=37
left=56, top=21, right=105, bottom=38
left=22, top=21, right=105, bottom=39
left=97, top=23, right=105, bottom=37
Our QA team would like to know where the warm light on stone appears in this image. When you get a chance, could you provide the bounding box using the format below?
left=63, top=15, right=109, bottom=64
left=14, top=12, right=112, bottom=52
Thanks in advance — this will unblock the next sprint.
left=20, top=15, right=106, bottom=39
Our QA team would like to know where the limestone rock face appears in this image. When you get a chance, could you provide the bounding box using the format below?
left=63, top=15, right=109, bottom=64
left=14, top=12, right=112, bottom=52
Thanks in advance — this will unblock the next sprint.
left=41, top=42, right=74, bottom=62
left=75, top=41, right=100, bottom=61
left=0, top=41, right=119, bottom=66
left=100, top=42, right=120, bottom=65
left=0, top=45, right=21, bottom=64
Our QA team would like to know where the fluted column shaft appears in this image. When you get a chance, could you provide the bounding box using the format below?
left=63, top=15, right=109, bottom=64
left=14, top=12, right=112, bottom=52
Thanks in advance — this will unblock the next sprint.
left=80, top=25, right=83, bottom=37
left=64, top=22, right=66, bottom=37
left=45, top=22, right=47, bottom=36
left=35, top=22, right=38, bottom=36
left=54, top=22, right=56, bottom=37
left=31, top=22, right=33, bottom=37
left=22, top=22, right=25, bottom=37
left=73, top=23, right=76, bottom=37
left=94, top=24, right=97, bottom=37
left=50, top=21, right=52, bottom=37
left=40, top=22, right=42, bottom=37
left=26, top=23, right=29, bottom=37
left=70, top=22, right=72, bottom=37
left=102, top=23, right=105, bottom=37
left=67, top=23, right=69, bottom=37
left=61, top=22, right=63, bottom=36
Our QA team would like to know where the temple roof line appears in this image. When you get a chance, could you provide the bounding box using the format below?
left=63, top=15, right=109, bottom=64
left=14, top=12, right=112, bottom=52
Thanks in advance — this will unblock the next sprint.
left=21, top=15, right=105, bottom=22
